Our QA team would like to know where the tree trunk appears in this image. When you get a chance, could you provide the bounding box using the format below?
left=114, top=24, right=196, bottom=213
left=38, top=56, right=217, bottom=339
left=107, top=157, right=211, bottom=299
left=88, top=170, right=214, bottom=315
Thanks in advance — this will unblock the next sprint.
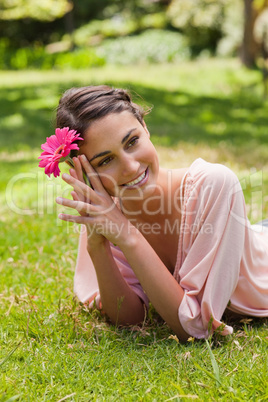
left=240, top=0, right=259, bottom=68
left=64, top=0, right=75, bottom=51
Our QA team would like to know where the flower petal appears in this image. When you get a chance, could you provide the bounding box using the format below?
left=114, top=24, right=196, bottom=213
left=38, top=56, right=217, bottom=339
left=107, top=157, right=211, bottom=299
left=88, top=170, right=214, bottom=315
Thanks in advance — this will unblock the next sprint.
left=39, top=127, right=84, bottom=178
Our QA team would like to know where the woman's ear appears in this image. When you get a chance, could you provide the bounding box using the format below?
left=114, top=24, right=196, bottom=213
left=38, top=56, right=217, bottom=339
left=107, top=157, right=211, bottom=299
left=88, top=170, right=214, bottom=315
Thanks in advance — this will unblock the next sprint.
left=142, top=121, right=150, bottom=137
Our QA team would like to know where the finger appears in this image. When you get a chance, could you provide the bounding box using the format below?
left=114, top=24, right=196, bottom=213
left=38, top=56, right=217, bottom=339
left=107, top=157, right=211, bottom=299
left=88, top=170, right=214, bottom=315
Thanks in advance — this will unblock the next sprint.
left=73, top=157, right=85, bottom=184
left=70, top=191, right=87, bottom=216
left=70, top=176, right=86, bottom=203
left=71, top=191, right=79, bottom=201
left=71, top=191, right=86, bottom=213
left=61, top=173, right=97, bottom=203
left=69, top=168, right=78, bottom=180
left=69, top=168, right=85, bottom=201
left=56, top=196, right=98, bottom=216
left=79, top=155, right=105, bottom=193
left=58, top=213, right=94, bottom=224
left=56, top=196, right=79, bottom=209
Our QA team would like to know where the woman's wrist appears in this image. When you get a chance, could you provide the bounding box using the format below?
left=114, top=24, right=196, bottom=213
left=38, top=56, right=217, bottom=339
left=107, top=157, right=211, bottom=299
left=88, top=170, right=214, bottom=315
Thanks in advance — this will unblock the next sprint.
left=116, top=222, right=140, bottom=250
left=86, top=233, right=109, bottom=255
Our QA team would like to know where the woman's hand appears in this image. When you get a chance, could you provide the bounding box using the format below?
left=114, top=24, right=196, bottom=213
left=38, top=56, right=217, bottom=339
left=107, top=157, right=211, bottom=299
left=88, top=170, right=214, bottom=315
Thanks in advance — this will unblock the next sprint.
left=70, top=156, right=107, bottom=250
left=56, top=155, right=130, bottom=249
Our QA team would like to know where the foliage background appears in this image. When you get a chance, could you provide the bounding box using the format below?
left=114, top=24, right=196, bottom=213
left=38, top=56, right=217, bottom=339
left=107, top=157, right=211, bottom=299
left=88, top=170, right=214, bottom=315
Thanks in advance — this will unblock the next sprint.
left=1, top=0, right=266, bottom=69
left=0, top=1, right=268, bottom=400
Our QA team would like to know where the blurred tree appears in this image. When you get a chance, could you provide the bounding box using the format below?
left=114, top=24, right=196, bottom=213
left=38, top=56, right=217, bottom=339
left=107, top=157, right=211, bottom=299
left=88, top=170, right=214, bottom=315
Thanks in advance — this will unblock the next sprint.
left=241, top=0, right=259, bottom=67
left=0, top=0, right=71, bottom=21
left=167, top=0, right=268, bottom=67
left=101, top=0, right=169, bottom=24
left=64, top=0, right=75, bottom=49
left=0, top=0, right=110, bottom=47
left=254, top=6, right=268, bottom=95
left=216, top=0, right=244, bottom=58
left=0, top=0, right=168, bottom=48
left=167, top=0, right=227, bottom=55
left=0, top=0, right=73, bottom=47
left=240, top=0, right=268, bottom=67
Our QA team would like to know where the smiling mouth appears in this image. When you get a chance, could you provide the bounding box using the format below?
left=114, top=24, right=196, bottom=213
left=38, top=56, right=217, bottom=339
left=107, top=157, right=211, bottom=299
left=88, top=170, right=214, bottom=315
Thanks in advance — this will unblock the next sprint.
left=122, top=168, right=148, bottom=187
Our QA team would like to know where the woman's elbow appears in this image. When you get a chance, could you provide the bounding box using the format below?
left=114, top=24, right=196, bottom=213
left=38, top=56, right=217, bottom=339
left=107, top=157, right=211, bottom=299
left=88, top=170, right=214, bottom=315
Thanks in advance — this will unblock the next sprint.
left=106, top=298, right=146, bottom=327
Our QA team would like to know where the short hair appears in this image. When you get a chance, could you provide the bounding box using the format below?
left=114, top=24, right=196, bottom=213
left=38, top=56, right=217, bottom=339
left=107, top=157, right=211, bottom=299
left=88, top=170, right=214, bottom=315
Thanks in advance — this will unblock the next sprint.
left=56, top=85, right=150, bottom=137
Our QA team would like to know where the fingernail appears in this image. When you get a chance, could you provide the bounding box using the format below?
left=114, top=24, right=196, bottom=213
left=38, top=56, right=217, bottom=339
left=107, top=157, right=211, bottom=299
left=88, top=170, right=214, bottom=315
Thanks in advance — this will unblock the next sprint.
left=58, top=214, right=63, bottom=219
left=56, top=197, right=63, bottom=204
left=81, top=155, right=87, bottom=161
left=62, top=173, right=69, bottom=180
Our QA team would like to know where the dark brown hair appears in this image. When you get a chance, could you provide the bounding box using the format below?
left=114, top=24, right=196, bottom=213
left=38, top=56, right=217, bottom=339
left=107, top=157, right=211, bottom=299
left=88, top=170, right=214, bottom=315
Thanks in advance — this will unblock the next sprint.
left=56, top=85, right=150, bottom=139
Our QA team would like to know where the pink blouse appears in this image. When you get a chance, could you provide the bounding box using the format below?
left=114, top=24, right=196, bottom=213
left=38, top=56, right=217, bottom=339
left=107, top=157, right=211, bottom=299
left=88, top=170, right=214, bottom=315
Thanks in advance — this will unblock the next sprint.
left=73, top=158, right=268, bottom=339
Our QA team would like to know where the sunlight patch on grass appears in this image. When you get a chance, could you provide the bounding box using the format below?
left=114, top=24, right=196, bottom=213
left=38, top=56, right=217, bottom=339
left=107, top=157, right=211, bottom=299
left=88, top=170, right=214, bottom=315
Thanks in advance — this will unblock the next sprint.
left=0, top=149, right=39, bottom=162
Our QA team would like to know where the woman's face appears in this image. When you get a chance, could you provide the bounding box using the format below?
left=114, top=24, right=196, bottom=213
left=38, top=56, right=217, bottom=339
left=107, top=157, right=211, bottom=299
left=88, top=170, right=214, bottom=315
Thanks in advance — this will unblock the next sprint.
left=78, top=111, right=159, bottom=198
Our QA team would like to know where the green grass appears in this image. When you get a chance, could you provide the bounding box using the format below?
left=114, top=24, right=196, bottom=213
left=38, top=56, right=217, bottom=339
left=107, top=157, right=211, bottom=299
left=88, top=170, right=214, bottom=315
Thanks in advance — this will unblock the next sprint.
left=0, top=60, right=268, bottom=401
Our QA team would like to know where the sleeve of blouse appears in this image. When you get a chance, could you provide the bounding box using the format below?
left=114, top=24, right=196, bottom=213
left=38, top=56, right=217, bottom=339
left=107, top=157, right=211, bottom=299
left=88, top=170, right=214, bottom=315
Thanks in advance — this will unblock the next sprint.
left=73, top=226, right=149, bottom=309
left=178, top=162, right=247, bottom=338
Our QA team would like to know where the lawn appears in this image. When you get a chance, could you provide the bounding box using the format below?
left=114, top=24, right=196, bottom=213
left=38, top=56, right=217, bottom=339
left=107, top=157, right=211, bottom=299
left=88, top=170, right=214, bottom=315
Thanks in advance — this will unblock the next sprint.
left=0, top=60, right=267, bottom=401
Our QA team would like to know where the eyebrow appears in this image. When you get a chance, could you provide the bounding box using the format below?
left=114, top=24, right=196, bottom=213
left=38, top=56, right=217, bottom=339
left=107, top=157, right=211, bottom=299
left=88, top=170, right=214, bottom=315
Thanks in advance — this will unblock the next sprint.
left=89, top=128, right=137, bottom=163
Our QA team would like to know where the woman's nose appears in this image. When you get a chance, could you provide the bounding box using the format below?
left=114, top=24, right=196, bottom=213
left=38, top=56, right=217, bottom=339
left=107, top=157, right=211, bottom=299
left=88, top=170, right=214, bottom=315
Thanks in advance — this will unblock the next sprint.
left=120, top=155, right=140, bottom=177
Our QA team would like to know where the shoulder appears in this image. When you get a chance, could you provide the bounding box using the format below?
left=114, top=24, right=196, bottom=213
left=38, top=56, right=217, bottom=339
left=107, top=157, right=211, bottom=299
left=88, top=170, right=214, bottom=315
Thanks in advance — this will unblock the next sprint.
left=187, top=158, right=239, bottom=190
left=183, top=159, right=243, bottom=209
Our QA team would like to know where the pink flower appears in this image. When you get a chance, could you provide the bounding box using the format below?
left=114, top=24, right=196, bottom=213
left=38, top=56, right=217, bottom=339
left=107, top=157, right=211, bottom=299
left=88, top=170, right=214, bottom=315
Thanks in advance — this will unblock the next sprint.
left=38, top=127, right=83, bottom=177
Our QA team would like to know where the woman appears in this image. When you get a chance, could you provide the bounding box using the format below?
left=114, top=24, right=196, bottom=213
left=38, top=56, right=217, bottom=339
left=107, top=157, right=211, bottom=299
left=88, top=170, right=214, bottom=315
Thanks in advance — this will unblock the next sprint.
left=55, top=85, right=268, bottom=341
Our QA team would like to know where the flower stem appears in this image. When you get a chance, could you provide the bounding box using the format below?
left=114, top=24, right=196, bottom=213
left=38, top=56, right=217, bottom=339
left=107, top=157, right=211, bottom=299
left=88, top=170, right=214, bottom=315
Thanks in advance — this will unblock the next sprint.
left=65, top=156, right=91, bottom=187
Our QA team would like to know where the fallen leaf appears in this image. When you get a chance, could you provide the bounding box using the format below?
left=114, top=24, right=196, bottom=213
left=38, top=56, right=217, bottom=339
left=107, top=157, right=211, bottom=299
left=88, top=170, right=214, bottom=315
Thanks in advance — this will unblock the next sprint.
left=168, top=335, right=179, bottom=343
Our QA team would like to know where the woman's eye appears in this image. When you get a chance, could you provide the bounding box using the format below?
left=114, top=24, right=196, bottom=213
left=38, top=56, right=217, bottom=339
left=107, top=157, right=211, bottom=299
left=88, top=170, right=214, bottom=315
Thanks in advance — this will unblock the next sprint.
left=127, top=137, right=138, bottom=148
left=99, top=157, right=112, bottom=167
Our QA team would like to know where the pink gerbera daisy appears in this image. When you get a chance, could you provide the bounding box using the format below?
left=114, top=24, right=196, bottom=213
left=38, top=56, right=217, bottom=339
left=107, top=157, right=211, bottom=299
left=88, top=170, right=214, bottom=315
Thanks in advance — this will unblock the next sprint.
left=38, top=127, right=83, bottom=177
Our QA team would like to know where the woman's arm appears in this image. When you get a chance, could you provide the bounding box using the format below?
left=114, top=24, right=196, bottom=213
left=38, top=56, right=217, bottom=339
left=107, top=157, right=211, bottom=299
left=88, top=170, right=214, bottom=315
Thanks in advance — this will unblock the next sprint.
left=116, top=226, right=189, bottom=341
left=88, top=239, right=146, bottom=325
left=57, top=156, right=189, bottom=341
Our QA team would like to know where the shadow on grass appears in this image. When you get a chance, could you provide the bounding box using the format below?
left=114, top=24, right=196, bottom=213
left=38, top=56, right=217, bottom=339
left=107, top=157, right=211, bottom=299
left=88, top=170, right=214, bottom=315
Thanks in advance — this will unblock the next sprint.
left=1, top=80, right=268, bottom=155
